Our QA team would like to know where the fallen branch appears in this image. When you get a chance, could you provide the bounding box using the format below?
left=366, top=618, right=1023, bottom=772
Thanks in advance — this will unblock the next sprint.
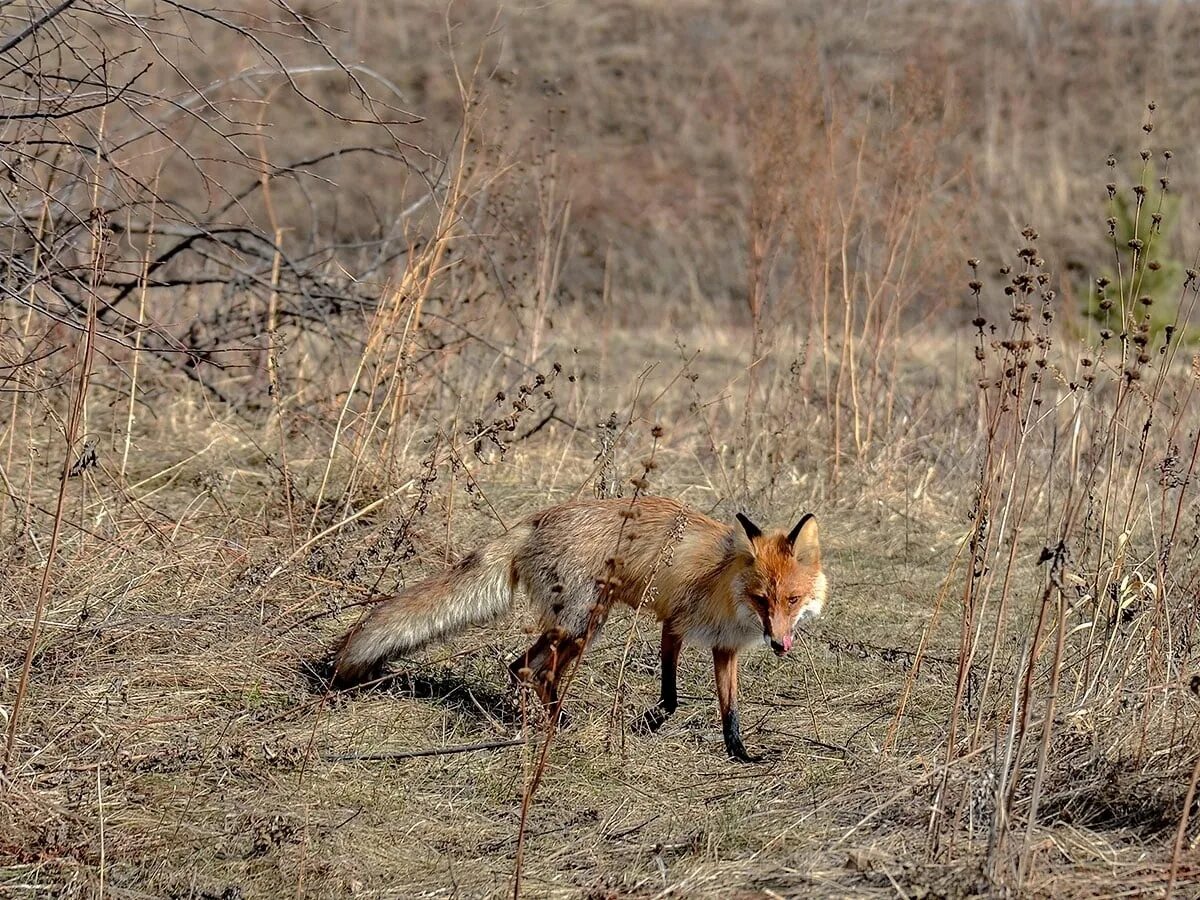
left=323, top=738, right=523, bottom=763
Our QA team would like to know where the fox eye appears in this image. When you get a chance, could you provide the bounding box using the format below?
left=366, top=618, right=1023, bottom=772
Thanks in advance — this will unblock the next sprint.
left=749, top=593, right=769, bottom=607
left=788, top=595, right=803, bottom=607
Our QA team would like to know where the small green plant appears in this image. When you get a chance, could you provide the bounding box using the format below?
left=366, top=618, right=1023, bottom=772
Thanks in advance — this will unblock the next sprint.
left=1084, top=160, right=1193, bottom=345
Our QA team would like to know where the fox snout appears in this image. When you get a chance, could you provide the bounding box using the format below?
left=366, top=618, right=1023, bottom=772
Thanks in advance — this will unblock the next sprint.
left=769, top=633, right=794, bottom=656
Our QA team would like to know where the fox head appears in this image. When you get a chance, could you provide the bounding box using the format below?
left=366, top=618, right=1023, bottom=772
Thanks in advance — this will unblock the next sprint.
left=734, top=512, right=826, bottom=657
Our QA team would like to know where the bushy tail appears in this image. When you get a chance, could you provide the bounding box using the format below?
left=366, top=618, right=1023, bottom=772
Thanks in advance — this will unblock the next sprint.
left=331, top=525, right=532, bottom=687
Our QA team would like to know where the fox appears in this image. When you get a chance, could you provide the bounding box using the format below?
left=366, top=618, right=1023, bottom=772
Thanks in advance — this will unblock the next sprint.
left=330, top=496, right=826, bottom=762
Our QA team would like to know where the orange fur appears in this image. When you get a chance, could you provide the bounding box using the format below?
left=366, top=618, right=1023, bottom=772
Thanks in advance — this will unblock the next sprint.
left=330, top=497, right=826, bottom=761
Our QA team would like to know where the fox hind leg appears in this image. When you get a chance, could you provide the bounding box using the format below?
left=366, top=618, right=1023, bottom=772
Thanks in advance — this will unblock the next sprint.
left=508, top=629, right=584, bottom=725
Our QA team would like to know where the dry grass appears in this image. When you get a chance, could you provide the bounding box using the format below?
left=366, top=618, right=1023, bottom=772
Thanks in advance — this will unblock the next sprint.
left=3, top=1, right=1200, bottom=897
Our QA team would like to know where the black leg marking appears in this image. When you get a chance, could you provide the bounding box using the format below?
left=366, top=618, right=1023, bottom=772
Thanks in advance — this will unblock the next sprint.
left=722, top=710, right=756, bottom=763
left=635, top=625, right=683, bottom=735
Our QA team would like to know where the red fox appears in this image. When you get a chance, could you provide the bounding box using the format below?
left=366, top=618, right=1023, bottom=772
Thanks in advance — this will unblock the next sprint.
left=331, top=497, right=825, bottom=761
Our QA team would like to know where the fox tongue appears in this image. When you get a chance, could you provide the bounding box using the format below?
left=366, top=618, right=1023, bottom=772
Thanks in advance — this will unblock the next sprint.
left=781, top=634, right=793, bottom=652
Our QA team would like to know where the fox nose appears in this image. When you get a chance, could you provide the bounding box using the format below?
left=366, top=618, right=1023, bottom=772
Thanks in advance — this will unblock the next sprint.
left=770, top=634, right=793, bottom=656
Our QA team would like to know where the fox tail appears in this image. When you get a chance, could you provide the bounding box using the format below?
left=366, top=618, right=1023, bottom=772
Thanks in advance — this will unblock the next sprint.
left=331, top=524, right=532, bottom=687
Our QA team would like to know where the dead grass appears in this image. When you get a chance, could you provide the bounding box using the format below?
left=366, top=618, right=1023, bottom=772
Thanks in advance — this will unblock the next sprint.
left=4, top=323, right=1195, bottom=897
left=4, top=0, right=1200, bottom=897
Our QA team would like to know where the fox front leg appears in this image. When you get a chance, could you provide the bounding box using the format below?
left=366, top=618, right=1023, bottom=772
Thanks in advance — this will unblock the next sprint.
left=636, top=623, right=683, bottom=733
left=713, top=647, right=758, bottom=763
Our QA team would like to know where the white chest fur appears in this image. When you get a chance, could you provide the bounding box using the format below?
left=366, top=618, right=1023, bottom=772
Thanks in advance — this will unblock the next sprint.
left=681, top=601, right=765, bottom=650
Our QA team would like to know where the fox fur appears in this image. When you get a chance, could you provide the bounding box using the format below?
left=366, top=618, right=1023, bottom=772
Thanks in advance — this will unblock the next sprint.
left=331, top=496, right=826, bottom=761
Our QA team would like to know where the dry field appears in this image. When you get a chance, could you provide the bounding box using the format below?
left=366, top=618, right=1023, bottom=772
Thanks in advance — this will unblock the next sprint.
left=3, top=1, right=1200, bottom=897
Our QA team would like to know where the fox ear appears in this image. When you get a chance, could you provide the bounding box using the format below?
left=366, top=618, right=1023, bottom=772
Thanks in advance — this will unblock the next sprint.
left=788, top=514, right=820, bottom=565
left=735, top=512, right=762, bottom=544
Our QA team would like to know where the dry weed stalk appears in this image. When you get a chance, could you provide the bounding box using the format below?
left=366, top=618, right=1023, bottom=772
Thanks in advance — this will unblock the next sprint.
left=898, top=106, right=1200, bottom=893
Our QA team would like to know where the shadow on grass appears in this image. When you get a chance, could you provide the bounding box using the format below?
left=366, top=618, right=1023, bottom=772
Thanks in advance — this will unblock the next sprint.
left=300, top=656, right=525, bottom=727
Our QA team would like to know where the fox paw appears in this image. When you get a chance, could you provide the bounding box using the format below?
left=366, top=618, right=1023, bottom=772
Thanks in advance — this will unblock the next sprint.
left=728, top=745, right=779, bottom=764
left=632, top=705, right=675, bottom=734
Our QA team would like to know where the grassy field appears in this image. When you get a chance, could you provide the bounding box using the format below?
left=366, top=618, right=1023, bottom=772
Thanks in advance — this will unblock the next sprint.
left=3, top=1, right=1200, bottom=897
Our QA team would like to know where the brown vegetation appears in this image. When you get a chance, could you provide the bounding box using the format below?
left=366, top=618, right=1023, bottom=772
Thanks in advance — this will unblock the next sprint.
left=2, top=1, right=1199, bottom=896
